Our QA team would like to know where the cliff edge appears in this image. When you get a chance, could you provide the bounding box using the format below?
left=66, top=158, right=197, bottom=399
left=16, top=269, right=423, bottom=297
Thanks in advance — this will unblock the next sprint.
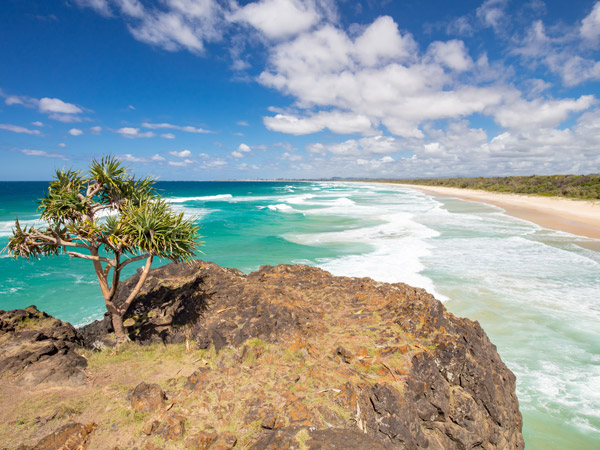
left=2, top=261, right=524, bottom=449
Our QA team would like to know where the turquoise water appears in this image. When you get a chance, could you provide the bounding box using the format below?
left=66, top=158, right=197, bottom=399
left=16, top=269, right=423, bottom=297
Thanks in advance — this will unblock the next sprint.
left=1, top=181, right=599, bottom=448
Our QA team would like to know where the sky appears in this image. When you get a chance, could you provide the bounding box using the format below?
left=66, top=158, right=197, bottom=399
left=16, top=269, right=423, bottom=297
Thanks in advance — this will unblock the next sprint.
left=1, top=0, right=600, bottom=180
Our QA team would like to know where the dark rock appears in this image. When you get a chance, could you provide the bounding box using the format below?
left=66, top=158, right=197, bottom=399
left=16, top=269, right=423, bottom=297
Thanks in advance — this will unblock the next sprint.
left=185, top=430, right=218, bottom=449
left=26, top=422, right=96, bottom=450
left=154, top=413, right=186, bottom=440
left=0, top=306, right=87, bottom=387
left=211, top=432, right=237, bottom=450
left=67, top=260, right=522, bottom=449
left=335, top=346, right=353, bottom=363
left=250, top=427, right=392, bottom=450
left=130, top=382, right=167, bottom=414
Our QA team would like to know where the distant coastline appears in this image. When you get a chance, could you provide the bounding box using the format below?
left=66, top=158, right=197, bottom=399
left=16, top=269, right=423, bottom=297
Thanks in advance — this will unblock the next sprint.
left=390, top=183, right=600, bottom=247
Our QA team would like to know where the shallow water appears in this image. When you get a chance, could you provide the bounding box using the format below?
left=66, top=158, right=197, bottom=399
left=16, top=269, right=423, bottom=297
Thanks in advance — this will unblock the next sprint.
left=1, top=181, right=598, bottom=448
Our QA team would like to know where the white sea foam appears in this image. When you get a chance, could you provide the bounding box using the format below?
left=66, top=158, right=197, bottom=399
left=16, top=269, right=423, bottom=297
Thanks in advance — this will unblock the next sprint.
left=267, top=204, right=296, bottom=212
left=168, top=194, right=233, bottom=203
left=0, top=218, right=45, bottom=237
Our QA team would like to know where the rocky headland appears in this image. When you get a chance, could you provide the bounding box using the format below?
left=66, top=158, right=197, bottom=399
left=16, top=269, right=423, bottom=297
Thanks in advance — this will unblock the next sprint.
left=0, top=261, right=524, bottom=449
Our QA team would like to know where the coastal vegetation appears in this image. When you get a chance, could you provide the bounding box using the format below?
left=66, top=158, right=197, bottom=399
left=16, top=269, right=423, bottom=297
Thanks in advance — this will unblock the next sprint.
left=386, top=174, right=600, bottom=199
left=3, top=156, right=202, bottom=343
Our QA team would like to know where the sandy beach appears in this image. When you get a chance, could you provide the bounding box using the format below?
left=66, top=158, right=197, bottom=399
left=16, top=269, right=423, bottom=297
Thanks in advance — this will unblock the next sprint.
left=391, top=184, right=600, bottom=247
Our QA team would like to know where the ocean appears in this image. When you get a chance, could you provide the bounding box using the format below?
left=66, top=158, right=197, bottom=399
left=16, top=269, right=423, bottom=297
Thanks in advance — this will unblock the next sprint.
left=1, top=180, right=599, bottom=449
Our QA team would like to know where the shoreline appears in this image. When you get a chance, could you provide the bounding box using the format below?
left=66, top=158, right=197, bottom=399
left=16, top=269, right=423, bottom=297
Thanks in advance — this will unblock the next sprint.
left=385, top=184, right=600, bottom=249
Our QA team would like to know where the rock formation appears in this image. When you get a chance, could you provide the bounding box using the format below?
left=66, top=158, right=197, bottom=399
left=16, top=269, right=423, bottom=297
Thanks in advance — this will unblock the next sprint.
left=0, top=305, right=87, bottom=387
left=5, top=260, right=524, bottom=449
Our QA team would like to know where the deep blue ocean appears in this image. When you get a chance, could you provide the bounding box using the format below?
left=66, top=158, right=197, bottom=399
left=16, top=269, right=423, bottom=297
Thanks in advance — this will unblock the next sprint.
left=1, top=181, right=599, bottom=449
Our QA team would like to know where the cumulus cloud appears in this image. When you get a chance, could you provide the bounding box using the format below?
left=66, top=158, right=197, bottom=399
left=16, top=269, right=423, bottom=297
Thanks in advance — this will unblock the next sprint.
left=2, top=91, right=85, bottom=120
left=90, top=126, right=102, bottom=134
left=69, top=128, right=84, bottom=136
left=492, top=95, right=595, bottom=130
left=31, top=121, right=43, bottom=127
left=116, top=127, right=155, bottom=138
left=119, top=153, right=148, bottom=162
left=259, top=18, right=506, bottom=138
left=580, top=2, right=600, bottom=44
left=229, top=0, right=322, bottom=39
left=161, top=133, right=175, bottom=139
left=39, top=98, right=83, bottom=114
left=21, top=149, right=68, bottom=160
left=168, top=158, right=194, bottom=167
left=152, top=154, right=166, bottom=161
left=0, top=124, right=41, bottom=135
left=170, top=149, right=192, bottom=158
left=476, top=0, right=508, bottom=32
left=307, top=135, right=402, bottom=157
left=264, top=111, right=375, bottom=136
left=76, top=0, right=224, bottom=54
left=512, top=8, right=600, bottom=86
left=141, top=122, right=213, bottom=133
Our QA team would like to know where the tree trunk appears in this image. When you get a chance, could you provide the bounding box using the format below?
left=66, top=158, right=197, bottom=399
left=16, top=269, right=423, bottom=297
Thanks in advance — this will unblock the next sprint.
left=111, top=312, right=130, bottom=344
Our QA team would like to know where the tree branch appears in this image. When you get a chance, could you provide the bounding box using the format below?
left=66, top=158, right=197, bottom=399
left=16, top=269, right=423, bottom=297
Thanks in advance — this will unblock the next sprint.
left=108, top=254, right=121, bottom=299
left=87, top=182, right=103, bottom=199
left=120, top=253, right=151, bottom=269
left=36, top=230, right=90, bottom=250
left=66, top=251, right=112, bottom=264
left=119, top=255, right=153, bottom=315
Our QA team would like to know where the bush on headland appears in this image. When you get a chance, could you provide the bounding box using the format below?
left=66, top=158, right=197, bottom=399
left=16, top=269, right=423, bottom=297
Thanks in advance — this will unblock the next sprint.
left=389, top=174, right=600, bottom=199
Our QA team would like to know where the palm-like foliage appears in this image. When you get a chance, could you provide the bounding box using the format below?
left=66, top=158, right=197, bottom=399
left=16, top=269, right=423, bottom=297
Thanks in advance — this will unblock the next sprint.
left=3, top=156, right=202, bottom=343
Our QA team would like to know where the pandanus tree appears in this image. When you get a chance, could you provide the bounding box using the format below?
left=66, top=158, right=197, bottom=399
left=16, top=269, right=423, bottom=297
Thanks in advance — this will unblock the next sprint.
left=4, top=156, right=201, bottom=343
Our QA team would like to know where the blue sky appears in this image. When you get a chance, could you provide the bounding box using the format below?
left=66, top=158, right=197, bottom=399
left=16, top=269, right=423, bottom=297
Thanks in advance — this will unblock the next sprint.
left=1, top=0, right=600, bottom=180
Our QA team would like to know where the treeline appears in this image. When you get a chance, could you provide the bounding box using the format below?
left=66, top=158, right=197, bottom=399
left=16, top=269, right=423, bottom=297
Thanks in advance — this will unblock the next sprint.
left=387, top=175, right=600, bottom=200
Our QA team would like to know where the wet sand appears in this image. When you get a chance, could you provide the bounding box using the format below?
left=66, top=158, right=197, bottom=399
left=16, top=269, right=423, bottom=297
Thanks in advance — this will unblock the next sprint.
left=394, top=184, right=600, bottom=250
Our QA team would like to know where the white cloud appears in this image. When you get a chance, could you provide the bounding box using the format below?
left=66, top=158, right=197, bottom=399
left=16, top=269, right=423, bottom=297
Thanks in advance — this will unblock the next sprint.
left=21, top=149, right=68, bottom=160
left=69, top=128, right=84, bottom=136
left=119, top=153, right=148, bottom=162
left=0, top=124, right=41, bottom=135
left=152, top=154, right=166, bottom=161
left=39, top=98, right=82, bottom=114
left=2, top=91, right=86, bottom=120
left=512, top=14, right=600, bottom=86
left=229, top=0, right=321, bottom=39
left=48, top=114, right=84, bottom=123
left=116, top=127, right=155, bottom=138
left=237, top=120, right=249, bottom=126
left=59, top=143, right=66, bottom=148
left=141, top=122, right=213, bottom=133
left=281, top=151, right=302, bottom=161
left=493, top=95, right=596, bottom=130
left=170, top=149, right=192, bottom=158
left=264, top=111, right=375, bottom=136
left=73, top=0, right=112, bottom=17
left=168, top=158, right=194, bottom=167
left=238, top=143, right=251, bottom=152
left=90, top=126, right=102, bottom=134
left=231, top=151, right=244, bottom=158
left=200, top=157, right=227, bottom=169
left=128, top=104, right=136, bottom=110
left=259, top=18, right=507, bottom=139
left=476, top=0, right=508, bottom=31
left=31, top=121, right=43, bottom=127
left=354, top=16, right=417, bottom=67
left=580, top=2, right=600, bottom=44
left=128, top=1, right=223, bottom=54
left=427, top=40, right=473, bottom=72
left=306, top=135, right=402, bottom=157
left=161, top=133, right=176, bottom=139
left=75, top=0, right=224, bottom=54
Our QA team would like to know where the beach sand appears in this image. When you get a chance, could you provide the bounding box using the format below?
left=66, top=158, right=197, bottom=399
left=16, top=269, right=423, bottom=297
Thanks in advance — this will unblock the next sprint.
left=392, top=184, right=600, bottom=250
